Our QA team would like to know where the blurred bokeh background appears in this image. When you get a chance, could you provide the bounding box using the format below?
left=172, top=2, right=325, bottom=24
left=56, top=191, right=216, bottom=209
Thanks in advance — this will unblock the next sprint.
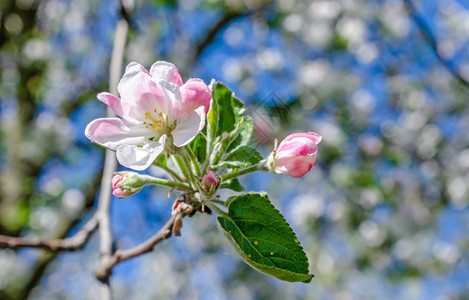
left=1, top=0, right=469, bottom=299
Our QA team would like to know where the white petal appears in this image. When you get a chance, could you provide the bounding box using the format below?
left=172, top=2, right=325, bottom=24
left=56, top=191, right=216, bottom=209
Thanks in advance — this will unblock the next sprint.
left=116, top=135, right=167, bottom=171
left=117, top=62, right=157, bottom=121
left=156, top=79, right=182, bottom=121
left=117, top=62, right=151, bottom=103
left=97, top=92, right=124, bottom=117
left=85, top=118, right=153, bottom=150
left=172, top=106, right=205, bottom=147
left=149, top=61, right=183, bottom=86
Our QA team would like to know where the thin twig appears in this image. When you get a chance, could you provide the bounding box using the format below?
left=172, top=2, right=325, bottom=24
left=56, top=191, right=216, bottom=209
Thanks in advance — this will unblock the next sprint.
left=95, top=214, right=176, bottom=282
left=0, top=213, right=99, bottom=251
left=17, top=168, right=104, bottom=300
left=153, top=161, right=183, bottom=182
left=403, top=0, right=469, bottom=88
left=96, top=1, right=132, bottom=298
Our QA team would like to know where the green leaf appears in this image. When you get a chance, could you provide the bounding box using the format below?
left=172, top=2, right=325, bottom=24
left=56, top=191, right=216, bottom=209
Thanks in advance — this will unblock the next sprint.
left=218, top=145, right=263, bottom=169
left=214, top=82, right=246, bottom=135
left=216, top=193, right=314, bottom=283
left=209, top=117, right=245, bottom=167
left=152, top=151, right=168, bottom=167
left=221, top=178, right=245, bottom=192
left=227, top=116, right=253, bottom=152
left=189, top=132, right=206, bottom=163
left=207, top=79, right=219, bottom=144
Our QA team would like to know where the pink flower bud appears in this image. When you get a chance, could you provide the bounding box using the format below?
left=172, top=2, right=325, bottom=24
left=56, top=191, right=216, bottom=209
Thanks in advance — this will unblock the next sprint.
left=272, top=132, right=322, bottom=178
left=112, top=174, right=137, bottom=198
left=201, top=171, right=220, bottom=194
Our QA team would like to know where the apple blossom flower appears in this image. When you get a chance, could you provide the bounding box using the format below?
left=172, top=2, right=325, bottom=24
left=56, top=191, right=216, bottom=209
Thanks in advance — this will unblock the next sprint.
left=270, top=132, right=322, bottom=178
left=85, top=61, right=211, bottom=170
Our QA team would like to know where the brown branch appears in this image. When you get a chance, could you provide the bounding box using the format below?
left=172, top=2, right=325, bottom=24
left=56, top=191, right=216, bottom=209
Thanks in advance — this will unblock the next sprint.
left=403, top=0, right=469, bottom=88
left=0, top=164, right=103, bottom=300
left=96, top=1, right=133, bottom=298
left=0, top=213, right=98, bottom=250
left=95, top=214, right=176, bottom=282
left=17, top=168, right=104, bottom=300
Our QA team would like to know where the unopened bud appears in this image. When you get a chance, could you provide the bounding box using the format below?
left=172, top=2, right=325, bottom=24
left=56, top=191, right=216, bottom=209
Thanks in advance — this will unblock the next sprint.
left=268, top=132, right=322, bottom=178
left=201, top=171, right=220, bottom=195
left=112, top=172, right=142, bottom=198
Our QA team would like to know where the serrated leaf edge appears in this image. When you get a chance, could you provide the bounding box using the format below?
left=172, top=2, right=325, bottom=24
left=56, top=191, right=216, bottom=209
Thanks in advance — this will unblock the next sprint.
left=216, top=193, right=314, bottom=283
left=217, top=216, right=314, bottom=283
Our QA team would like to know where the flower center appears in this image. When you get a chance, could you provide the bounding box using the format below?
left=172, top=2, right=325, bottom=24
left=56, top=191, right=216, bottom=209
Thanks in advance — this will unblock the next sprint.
left=143, top=109, right=167, bottom=132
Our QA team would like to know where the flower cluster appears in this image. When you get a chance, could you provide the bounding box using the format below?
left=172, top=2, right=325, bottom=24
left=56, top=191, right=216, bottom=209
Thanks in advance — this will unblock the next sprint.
left=86, top=61, right=322, bottom=198
left=85, top=60, right=321, bottom=283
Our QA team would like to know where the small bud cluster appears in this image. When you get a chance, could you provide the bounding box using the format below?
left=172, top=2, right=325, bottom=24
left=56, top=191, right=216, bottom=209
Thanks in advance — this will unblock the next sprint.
left=86, top=62, right=322, bottom=248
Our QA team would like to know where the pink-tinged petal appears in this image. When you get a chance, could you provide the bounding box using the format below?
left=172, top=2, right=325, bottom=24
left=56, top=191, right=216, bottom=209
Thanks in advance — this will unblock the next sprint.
left=274, top=154, right=317, bottom=178
left=124, top=89, right=162, bottom=122
left=96, top=92, right=129, bottom=120
left=117, top=62, right=153, bottom=109
left=118, top=80, right=179, bottom=123
left=85, top=118, right=153, bottom=150
left=111, top=174, right=133, bottom=198
left=116, top=135, right=167, bottom=171
left=276, top=137, right=318, bottom=159
left=150, top=61, right=183, bottom=87
left=155, top=79, right=182, bottom=121
left=113, top=188, right=132, bottom=198
left=112, top=174, right=123, bottom=189
left=201, top=171, right=220, bottom=193
left=272, top=132, right=320, bottom=178
left=180, top=78, right=211, bottom=115
left=120, top=81, right=175, bottom=122
left=283, top=132, right=322, bottom=144
left=172, top=106, right=205, bottom=147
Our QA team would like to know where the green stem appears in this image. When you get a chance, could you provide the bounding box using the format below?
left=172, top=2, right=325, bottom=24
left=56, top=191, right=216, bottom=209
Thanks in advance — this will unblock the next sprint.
left=219, top=183, right=233, bottom=189
left=203, top=139, right=212, bottom=175
left=204, top=200, right=229, bottom=218
left=175, top=153, right=199, bottom=190
left=143, top=175, right=192, bottom=191
left=210, top=198, right=227, bottom=206
left=182, top=154, right=199, bottom=189
left=203, top=135, right=220, bottom=175
left=185, top=147, right=201, bottom=177
left=152, top=161, right=182, bottom=182
left=220, top=163, right=265, bottom=182
left=173, top=156, right=193, bottom=188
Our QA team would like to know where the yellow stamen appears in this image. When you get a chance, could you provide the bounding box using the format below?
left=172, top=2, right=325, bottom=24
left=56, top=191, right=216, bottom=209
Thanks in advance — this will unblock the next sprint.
left=144, top=111, right=166, bottom=131
left=145, top=112, right=158, bottom=124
